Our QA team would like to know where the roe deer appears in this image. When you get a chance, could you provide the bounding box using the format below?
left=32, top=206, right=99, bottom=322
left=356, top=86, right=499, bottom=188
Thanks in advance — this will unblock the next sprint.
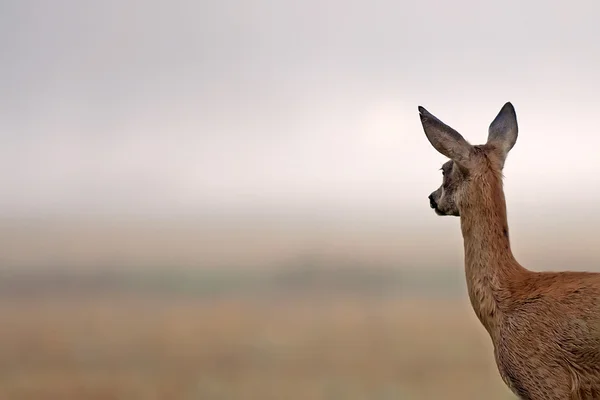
left=418, top=102, right=600, bottom=399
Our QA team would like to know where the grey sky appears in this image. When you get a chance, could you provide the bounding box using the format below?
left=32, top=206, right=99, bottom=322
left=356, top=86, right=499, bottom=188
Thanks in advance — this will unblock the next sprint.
left=1, top=0, right=600, bottom=219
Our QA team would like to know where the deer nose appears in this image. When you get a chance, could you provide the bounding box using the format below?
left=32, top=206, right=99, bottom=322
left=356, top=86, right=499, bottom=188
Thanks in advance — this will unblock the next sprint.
left=428, top=194, right=437, bottom=209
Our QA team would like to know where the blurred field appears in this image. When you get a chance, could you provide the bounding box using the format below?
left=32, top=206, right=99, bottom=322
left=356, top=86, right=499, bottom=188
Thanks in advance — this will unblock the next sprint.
left=0, top=271, right=515, bottom=400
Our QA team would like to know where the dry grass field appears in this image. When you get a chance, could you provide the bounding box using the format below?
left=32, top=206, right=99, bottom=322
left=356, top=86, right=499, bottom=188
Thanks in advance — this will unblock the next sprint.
left=0, top=290, right=515, bottom=400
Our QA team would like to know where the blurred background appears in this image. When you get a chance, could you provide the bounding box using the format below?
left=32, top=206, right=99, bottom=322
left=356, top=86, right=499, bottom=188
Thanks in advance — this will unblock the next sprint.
left=1, top=0, right=600, bottom=399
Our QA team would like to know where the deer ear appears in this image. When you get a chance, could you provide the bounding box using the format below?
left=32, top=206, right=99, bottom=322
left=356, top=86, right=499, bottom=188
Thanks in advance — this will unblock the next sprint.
left=418, top=106, right=473, bottom=165
left=487, top=102, right=518, bottom=161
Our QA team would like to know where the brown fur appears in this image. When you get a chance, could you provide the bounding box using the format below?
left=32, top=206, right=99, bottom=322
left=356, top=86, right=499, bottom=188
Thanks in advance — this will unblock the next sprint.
left=419, top=103, right=600, bottom=399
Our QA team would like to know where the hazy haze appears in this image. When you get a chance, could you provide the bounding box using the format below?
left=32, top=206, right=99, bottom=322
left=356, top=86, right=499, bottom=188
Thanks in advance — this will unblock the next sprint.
left=2, top=0, right=600, bottom=270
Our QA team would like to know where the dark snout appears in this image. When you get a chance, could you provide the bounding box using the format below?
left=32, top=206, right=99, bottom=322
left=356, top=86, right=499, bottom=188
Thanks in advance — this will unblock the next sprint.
left=428, top=193, right=437, bottom=209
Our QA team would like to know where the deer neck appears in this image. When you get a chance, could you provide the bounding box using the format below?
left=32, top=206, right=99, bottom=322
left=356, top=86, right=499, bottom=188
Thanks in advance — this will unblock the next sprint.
left=458, top=171, right=522, bottom=335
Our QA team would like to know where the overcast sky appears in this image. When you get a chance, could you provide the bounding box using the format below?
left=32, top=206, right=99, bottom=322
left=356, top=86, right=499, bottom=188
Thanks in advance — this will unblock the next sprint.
left=1, top=0, right=600, bottom=220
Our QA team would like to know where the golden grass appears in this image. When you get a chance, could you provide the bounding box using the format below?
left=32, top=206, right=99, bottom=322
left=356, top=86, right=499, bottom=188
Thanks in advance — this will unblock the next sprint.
left=0, top=294, right=514, bottom=400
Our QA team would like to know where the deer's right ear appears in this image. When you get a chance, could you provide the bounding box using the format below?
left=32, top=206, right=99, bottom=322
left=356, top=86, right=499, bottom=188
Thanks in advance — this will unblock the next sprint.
left=418, top=106, right=473, bottom=164
left=486, top=102, right=518, bottom=162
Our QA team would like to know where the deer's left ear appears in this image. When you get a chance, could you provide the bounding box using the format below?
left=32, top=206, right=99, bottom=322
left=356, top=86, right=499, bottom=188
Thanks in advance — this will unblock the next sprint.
left=487, top=102, right=518, bottom=163
left=418, top=106, right=473, bottom=166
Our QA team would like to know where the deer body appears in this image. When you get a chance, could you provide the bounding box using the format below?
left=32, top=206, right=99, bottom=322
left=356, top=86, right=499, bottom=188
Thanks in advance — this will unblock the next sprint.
left=419, top=103, right=600, bottom=399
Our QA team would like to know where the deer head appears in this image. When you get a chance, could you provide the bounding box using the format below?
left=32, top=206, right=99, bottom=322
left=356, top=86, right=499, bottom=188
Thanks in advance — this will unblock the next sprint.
left=419, top=102, right=518, bottom=217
